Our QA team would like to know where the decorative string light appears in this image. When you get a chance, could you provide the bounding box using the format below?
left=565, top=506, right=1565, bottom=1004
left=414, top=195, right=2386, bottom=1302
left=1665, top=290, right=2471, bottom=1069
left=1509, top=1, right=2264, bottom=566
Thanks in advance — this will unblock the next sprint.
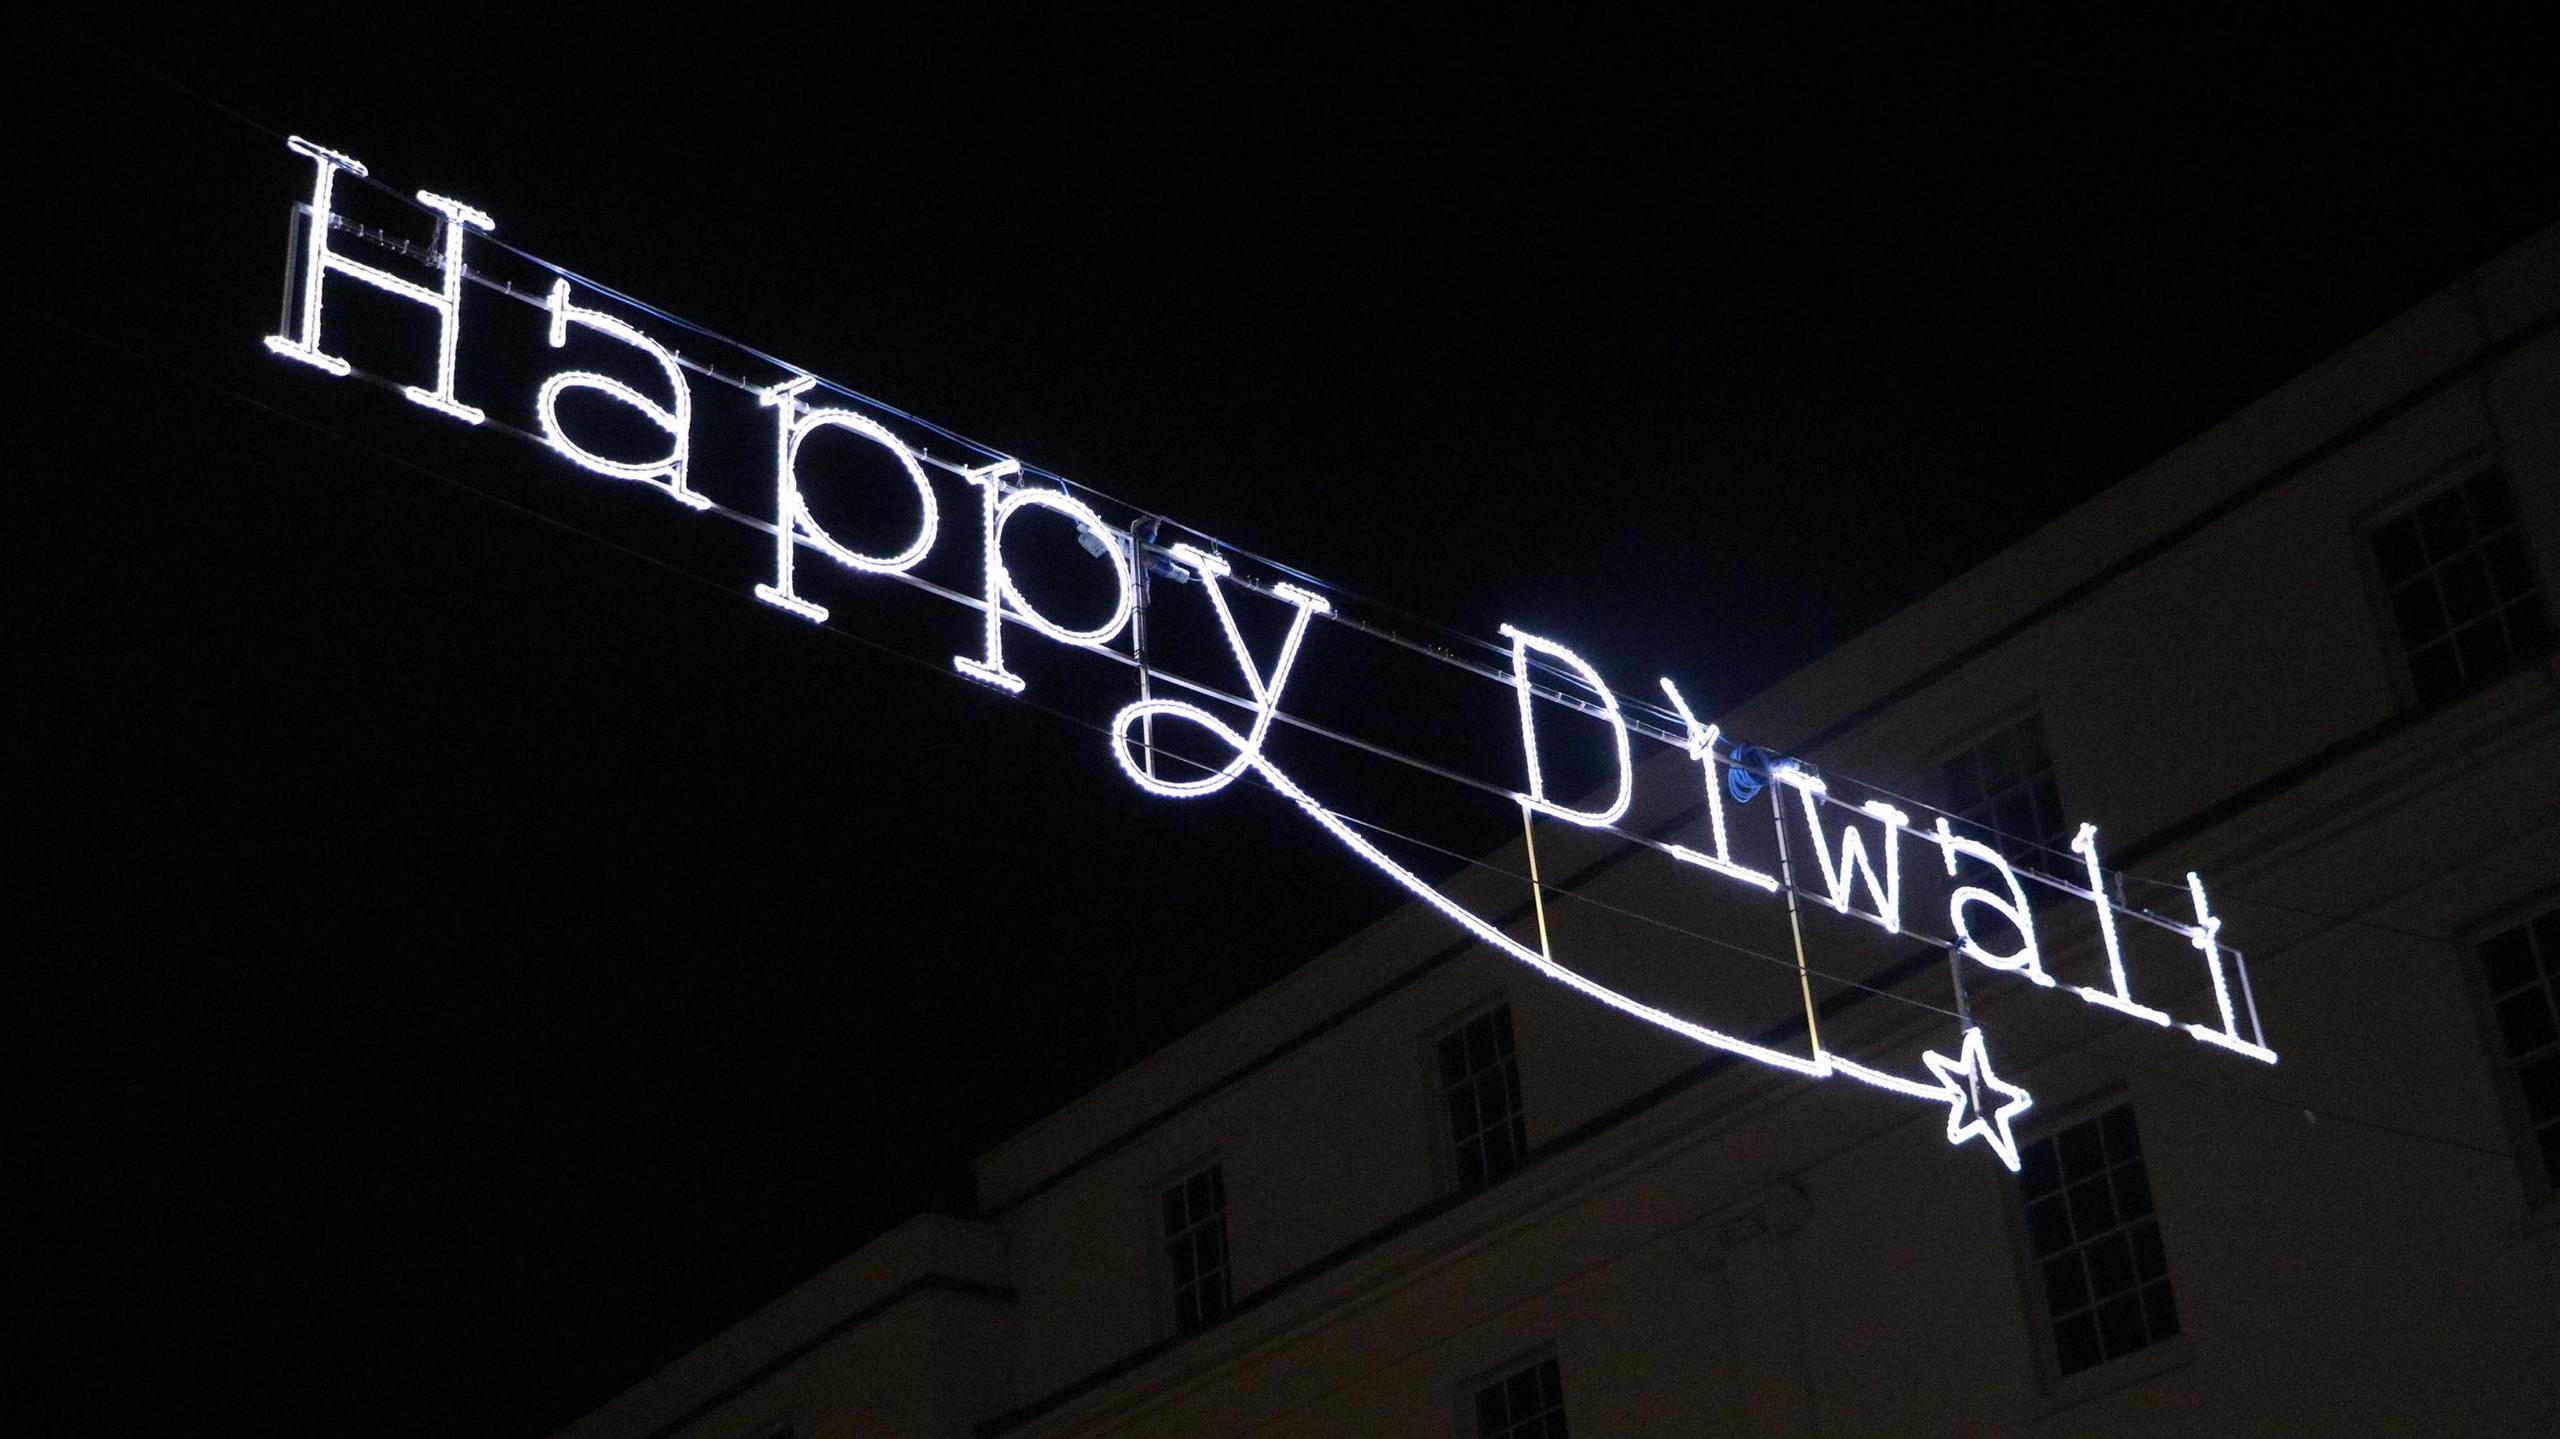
left=751, top=376, right=943, bottom=623
left=535, top=279, right=708, bottom=510
left=1920, top=1027, right=2034, bottom=1171
left=1109, top=546, right=1329, bottom=797
left=264, top=138, right=491, bottom=425
left=2065, top=824, right=2171, bottom=1027
left=2181, top=872, right=2279, bottom=1063
left=1499, top=625, right=1633, bottom=828
left=1769, top=765, right=1910, bottom=934
left=1655, top=679, right=1781, bottom=893
left=1932, top=819, right=2055, bottom=987
left=955, top=467, right=1135, bottom=694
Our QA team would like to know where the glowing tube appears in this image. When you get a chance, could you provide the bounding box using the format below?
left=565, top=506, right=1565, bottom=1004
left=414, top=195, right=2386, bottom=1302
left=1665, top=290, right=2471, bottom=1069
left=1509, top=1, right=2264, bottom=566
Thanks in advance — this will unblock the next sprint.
left=1933, top=819, right=2054, bottom=986
left=1770, top=765, right=1909, bottom=934
left=1656, top=678, right=1780, bottom=893
left=752, top=376, right=942, bottom=623
left=535, top=279, right=708, bottom=510
left=1919, top=1027, right=2034, bottom=1172
left=1500, top=625, right=1632, bottom=828
left=263, top=138, right=493, bottom=425
left=1109, top=545, right=1328, bottom=797
left=954, top=468, right=1136, bottom=693
left=2064, top=824, right=2170, bottom=1026
left=2180, top=871, right=2278, bottom=1063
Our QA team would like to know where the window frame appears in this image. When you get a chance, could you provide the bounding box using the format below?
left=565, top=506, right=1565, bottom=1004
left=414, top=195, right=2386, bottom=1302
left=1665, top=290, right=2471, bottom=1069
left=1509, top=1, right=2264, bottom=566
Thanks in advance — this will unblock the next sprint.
left=2455, top=889, right=2560, bottom=1214
left=1427, top=997, right=1532, bottom=1195
left=2000, top=1089, right=2191, bottom=1394
left=2355, top=458, right=2553, bottom=710
left=1935, top=702, right=2072, bottom=885
left=1457, top=1348, right=1569, bottom=1439
left=1150, top=1154, right=1234, bottom=1338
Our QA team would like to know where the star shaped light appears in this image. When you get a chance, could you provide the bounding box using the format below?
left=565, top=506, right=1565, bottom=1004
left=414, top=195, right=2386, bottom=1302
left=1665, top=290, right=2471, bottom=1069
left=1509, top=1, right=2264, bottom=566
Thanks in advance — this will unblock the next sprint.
left=1921, top=1027, right=2034, bottom=1171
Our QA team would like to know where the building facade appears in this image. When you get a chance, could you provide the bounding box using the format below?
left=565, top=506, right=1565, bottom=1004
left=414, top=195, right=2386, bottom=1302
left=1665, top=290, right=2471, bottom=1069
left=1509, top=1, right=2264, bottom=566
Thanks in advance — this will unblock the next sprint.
left=557, top=223, right=2560, bottom=1439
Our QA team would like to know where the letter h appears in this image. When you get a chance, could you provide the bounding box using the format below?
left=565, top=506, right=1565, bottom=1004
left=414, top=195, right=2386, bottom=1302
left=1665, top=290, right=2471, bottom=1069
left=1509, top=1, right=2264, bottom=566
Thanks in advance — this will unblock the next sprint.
left=265, top=137, right=493, bottom=425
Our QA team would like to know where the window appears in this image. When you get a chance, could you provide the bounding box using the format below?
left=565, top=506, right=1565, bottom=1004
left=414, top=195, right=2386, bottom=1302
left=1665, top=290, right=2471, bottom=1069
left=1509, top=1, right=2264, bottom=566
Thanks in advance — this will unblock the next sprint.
left=2369, top=467, right=2550, bottom=704
left=2017, top=1102, right=2178, bottom=1377
left=1470, top=1354, right=1568, bottom=1439
left=1158, top=1161, right=1231, bottom=1334
left=2475, top=902, right=2560, bottom=1196
left=1943, top=710, right=2067, bottom=877
left=1437, top=1004, right=1529, bottom=1189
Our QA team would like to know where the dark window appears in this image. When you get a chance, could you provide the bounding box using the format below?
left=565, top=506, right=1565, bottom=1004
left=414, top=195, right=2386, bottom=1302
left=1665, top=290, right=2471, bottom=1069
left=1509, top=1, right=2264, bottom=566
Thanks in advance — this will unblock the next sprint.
left=2370, top=468, right=2549, bottom=704
left=1158, top=1162, right=1231, bottom=1334
left=2018, top=1103, right=2179, bottom=1377
left=1944, top=711, right=2068, bottom=880
left=1471, top=1355, right=1568, bottom=1439
left=2476, top=903, right=2560, bottom=1195
left=1438, top=1005, right=1529, bottom=1189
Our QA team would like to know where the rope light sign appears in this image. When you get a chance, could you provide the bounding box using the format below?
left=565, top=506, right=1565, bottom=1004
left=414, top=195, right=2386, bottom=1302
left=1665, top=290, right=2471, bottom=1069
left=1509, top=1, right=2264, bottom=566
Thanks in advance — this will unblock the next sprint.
left=259, top=136, right=2278, bottom=1171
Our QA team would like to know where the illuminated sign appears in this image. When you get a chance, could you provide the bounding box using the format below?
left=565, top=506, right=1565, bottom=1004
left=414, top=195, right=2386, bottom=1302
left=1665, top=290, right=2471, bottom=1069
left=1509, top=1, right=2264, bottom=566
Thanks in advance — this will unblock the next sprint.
left=259, top=137, right=2280, bottom=1170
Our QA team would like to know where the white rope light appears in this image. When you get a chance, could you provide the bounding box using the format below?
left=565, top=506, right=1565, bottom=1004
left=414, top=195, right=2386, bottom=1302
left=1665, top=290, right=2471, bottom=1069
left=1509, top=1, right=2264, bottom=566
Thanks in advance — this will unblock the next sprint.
left=536, top=279, right=707, bottom=511
left=265, top=137, right=491, bottom=425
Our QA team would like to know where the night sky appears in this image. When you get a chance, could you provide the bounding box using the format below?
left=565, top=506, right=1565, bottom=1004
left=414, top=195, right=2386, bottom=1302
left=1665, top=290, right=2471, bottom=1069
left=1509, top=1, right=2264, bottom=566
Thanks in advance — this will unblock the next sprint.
left=17, top=8, right=2560, bottom=1435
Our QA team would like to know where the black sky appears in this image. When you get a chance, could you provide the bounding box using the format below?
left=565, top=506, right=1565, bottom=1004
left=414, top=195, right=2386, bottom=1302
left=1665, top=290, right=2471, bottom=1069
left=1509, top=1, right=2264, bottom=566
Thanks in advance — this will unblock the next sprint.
left=16, top=7, right=2560, bottom=1435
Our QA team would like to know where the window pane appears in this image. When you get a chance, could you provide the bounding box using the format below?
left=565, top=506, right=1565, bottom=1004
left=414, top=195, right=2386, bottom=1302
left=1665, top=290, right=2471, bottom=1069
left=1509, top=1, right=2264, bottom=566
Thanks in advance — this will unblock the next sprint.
left=2391, top=581, right=2446, bottom=647
left=2417, top=488, right=2470, bottom=560
left=2096, top=1293, right=2147, bottom=1358
left=2408, top=641, right=2463, bottom=703
left=2112, top=1161, right=2155, bottom=1221
left=2054, top=1312, right=2102, bottom=1375
left=2465, top=467, right=2516, bottom=529
left=2043, top=1254, right=2090, bottom=1315
left=1981, top=729, right=2019, bottom=786
left=2100, top=1106, right=2140, bottom=1162
left=2454, top=618, right=2513, bottom=680
left=2483, top=531, right=2536, bottom=600
left=2495, top=991, right=2558, bottom=1059
left=2142, top=1281, right=2181, bottom=1341
left=2058, top=1123, right=2104, bottom=1181
left=2085, top=1231, right=2137, bottom=1299
left=2482, top=927, right=2538, bottom=992
left=2068, top=1177, right=2118, bottom=1240
left=2506, top=598, right=2551, bottom=654
left=2020, top=1139, right=2062, bottom=1199
left=2027, top=1195, right=2073, bottom=1256
left=2372, top=515, right=2425, bottom=581
left=2518, top=1053, right=2560, bottom=1122
left=2130, top=1222, right=2168, bottom=1281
